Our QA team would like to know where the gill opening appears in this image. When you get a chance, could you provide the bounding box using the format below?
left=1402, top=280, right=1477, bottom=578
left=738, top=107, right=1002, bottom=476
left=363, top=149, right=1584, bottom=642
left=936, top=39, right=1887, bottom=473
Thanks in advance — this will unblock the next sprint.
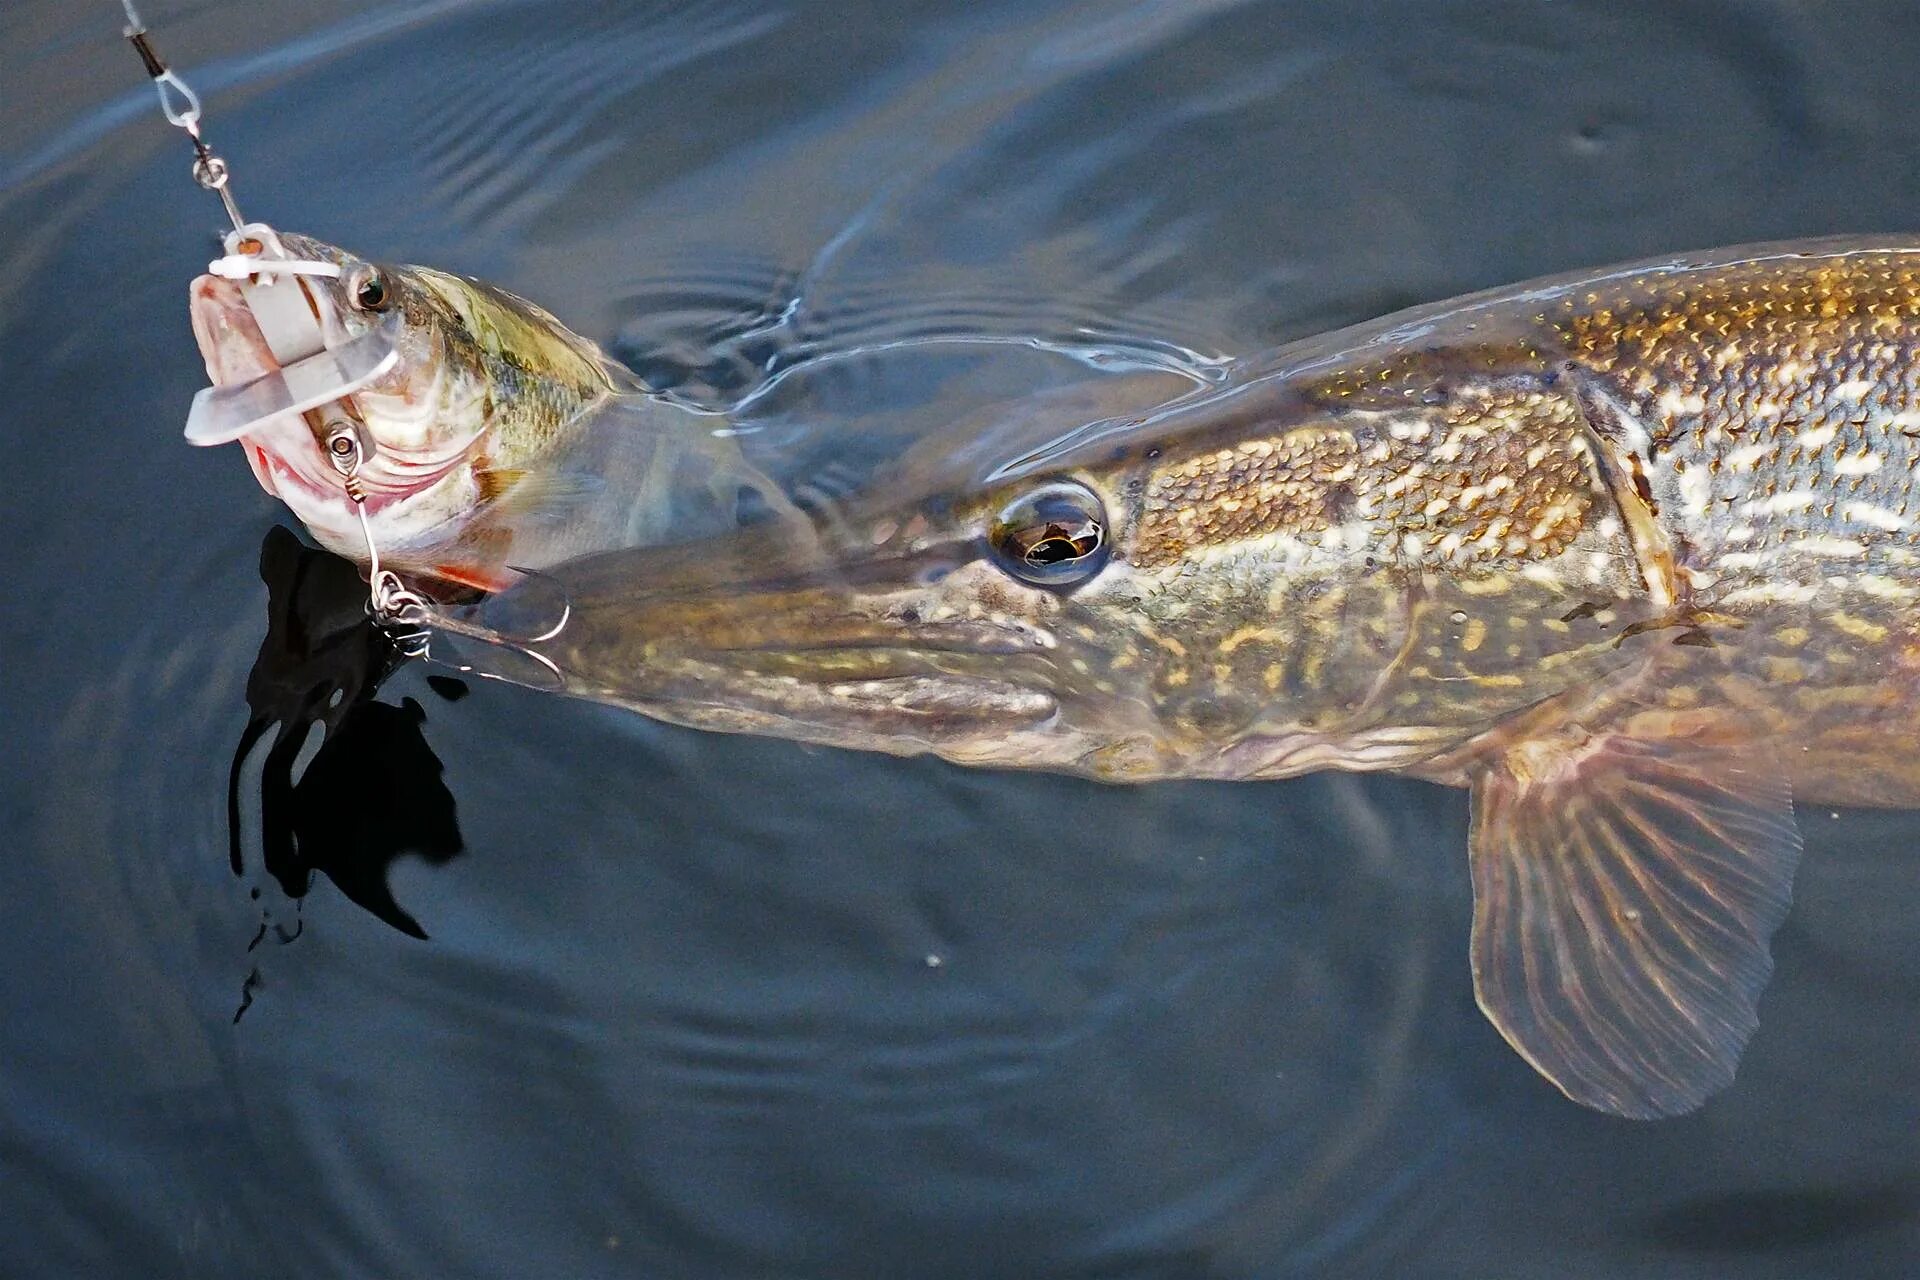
left=1568, top=372, right=1681, bottom=614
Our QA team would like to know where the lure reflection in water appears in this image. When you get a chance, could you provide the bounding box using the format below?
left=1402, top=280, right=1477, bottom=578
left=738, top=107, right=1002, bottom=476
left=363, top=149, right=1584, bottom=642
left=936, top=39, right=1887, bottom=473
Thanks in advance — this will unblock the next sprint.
left=192, top=232, right=1920, bottom=1119
left=228, top=527, right=463, bottom=946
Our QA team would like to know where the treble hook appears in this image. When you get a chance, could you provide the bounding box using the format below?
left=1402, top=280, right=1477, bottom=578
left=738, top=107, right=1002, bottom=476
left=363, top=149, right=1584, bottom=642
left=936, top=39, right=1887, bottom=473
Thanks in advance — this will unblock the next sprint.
left=321, top=420, right=571, bottom=688
left=410, top=568, right=574, bottom=692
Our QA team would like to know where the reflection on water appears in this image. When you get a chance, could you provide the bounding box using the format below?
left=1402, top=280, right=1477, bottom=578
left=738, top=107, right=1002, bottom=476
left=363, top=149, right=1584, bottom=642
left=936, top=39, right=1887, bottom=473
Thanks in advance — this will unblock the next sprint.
left=4, top=0, right=1920, bottom=1275
left=229, top=528, right=462, bottom=949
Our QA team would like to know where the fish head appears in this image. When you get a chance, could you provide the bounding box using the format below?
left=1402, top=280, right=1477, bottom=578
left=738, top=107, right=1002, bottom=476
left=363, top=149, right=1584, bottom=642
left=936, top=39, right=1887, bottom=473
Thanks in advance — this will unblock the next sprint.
left=504, top=459, right=1172, bottom=775
left=495, top=407, right=1409, bottom=779
left=189, top=231, right=610, bottom=581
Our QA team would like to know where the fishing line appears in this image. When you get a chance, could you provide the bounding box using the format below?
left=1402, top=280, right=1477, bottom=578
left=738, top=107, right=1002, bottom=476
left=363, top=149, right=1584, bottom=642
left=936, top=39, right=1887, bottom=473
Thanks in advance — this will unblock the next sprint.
left=119, top=0, right=246, bottom=232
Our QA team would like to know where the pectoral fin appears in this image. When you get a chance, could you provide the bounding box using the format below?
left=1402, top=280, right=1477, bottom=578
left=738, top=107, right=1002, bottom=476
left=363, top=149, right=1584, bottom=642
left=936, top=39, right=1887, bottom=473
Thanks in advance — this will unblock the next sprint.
left=1467, top=727, right=1802, bottom=1118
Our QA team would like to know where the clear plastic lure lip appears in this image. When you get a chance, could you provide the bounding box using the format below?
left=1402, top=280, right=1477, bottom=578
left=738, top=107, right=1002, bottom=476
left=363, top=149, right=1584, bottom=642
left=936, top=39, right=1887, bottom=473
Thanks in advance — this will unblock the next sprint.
left=183, top=311, right=402, bottom=446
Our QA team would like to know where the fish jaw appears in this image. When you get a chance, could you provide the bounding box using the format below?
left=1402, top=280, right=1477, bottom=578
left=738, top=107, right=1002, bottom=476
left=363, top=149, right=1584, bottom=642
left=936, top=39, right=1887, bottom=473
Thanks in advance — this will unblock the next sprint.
left=475, top=531, right=1130, bottom=759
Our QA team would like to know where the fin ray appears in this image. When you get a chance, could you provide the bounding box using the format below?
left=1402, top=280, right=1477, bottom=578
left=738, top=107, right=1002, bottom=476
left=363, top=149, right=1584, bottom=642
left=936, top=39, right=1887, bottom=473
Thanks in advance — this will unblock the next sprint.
left=1468, top=731, right=1801, bottom=1118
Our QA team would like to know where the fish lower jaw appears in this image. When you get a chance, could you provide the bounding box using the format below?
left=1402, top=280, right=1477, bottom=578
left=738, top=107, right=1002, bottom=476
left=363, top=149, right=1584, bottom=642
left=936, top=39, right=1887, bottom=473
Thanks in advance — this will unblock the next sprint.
left=622, top=663, right=1060, bottom=746
left=261, top=448, right=478, bottom=565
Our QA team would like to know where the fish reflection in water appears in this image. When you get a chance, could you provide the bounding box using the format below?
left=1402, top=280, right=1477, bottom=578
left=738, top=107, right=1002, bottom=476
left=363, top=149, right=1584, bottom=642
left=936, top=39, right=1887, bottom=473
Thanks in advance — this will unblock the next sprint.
left=228, top=527, right=463, bottom=967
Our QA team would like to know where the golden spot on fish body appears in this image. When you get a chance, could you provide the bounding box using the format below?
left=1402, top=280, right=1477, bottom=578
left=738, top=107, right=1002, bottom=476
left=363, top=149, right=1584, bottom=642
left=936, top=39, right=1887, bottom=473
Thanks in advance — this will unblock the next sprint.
left=1829, top=612, right=1890, bottom=643
left=1461, top=618, right=1488, bottom=652
left=1218, top=625, right=1281, bottom=654
left=1763, top=656, right=1805, bottom=683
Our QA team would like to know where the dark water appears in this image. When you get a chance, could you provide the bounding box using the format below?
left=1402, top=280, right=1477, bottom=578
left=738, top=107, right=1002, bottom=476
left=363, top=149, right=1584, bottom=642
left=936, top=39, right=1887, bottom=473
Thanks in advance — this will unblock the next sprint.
left=5, top=1, right=1920, bottom=1275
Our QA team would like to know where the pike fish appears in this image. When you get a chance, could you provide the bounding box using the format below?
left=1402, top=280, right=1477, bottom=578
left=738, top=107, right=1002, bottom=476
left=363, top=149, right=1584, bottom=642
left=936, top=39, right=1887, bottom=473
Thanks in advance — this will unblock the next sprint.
left=194, top=235, right=1920, bottom=1118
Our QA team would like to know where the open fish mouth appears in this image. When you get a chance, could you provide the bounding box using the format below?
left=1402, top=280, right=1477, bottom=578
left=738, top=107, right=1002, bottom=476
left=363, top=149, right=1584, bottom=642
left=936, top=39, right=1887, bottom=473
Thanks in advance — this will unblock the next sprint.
left=189, top=274, right=472, bottom=528
left=190, top=274, right=279, bottom=383
left=189, top=273, right=340, bottom=503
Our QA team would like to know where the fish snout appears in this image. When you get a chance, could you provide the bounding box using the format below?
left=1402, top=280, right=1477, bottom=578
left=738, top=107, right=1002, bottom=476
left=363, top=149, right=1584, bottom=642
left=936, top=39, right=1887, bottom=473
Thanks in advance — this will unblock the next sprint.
left=488, top=552, right=1067, bottom=743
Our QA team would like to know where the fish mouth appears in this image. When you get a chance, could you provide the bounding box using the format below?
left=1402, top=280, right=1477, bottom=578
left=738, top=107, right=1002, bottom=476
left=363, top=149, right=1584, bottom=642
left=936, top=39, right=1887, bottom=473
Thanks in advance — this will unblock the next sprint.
left=479, top=546, right=1065, bottom=743
left=702, top=620, right=1059, bottom=732
left=190, top=274, right=278, bottom=384
left=665, top=650, right=1061, bottom=738
left=190, top=273, right=327, bottom=502
left=189, top=274, right=469, bottom=533
left=628, top=617, right=1061, bottom=740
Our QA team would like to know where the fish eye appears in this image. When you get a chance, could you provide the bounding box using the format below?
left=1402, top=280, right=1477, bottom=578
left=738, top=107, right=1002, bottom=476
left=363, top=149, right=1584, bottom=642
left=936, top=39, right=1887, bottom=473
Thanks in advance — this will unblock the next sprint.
left=989, top=481, right=1111, bottom=587
left=347, top=264, right=391, bottom=312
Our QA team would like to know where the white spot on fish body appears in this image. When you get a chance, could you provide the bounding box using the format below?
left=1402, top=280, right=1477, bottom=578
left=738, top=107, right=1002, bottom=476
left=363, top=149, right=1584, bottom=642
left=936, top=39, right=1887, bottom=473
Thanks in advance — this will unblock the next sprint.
left=1796, top=424, right=1838, bottom=450
left=1854, top=574, right=1918, bottom=600
left=1833, top=452, right=1885, bottom=476
left=1842, top=501, right=1908, bottom=531
left=1720, top=581, right=1819, bottom=605
left=1726, top=442, right=1772, bottom=471
left=1786, top=536, right=1868, bottom=559
left=1745, top=489, right=1820, bottom=517
left=1657, top=389, right=1706, bottom=418
left=1677, top=465, right=1712, bottom=515
left=1835, top=379, right=1876, bottom=401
